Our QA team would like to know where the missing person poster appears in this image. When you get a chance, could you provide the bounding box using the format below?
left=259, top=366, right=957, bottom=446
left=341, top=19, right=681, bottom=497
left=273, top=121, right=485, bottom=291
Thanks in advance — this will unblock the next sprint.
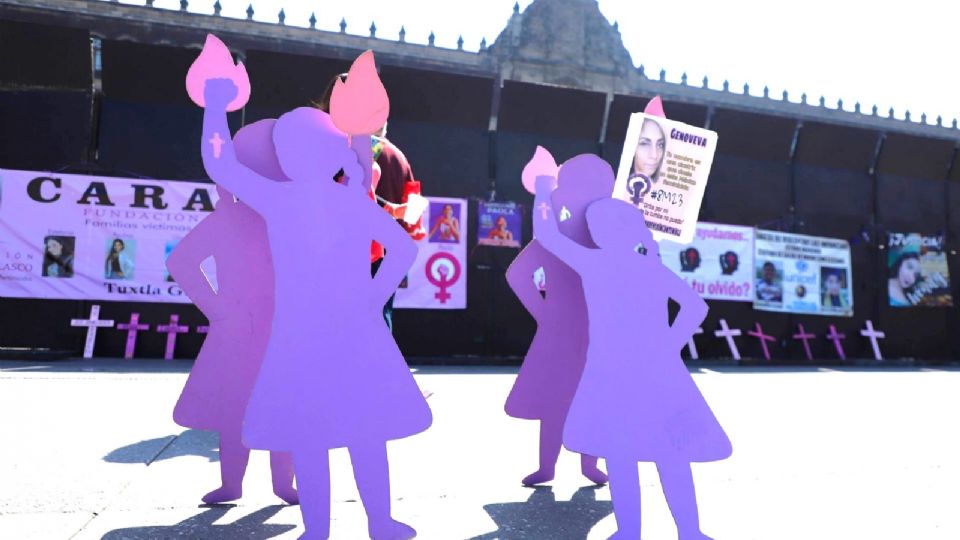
left=753, top=230, right=853, bottom=317
left=887, top=233, right=953, bottom=307
left=658, top=223, right=755, bottom=302
left=477, top=201, right=522, bottom=248
left=0, top=168, right=217, bottom=303
left=394, top=197, right=468, bottom=310
left=613, top=113, right=717, bottom=244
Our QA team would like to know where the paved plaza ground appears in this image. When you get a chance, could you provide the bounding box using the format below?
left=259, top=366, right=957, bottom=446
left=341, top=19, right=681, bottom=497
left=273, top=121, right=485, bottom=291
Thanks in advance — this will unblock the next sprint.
left=1, top=358, right=958, bottom=539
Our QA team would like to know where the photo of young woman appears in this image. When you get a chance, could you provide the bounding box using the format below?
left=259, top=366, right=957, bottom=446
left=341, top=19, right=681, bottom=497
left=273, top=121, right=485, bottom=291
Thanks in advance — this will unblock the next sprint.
left=888, top=251, right=921, bottom=307
left=627, top=118, right=667, bottom=198
left=428, top=203, right=461, bottom=243
left=487, top=215, right=514, bottom=242
left=104, top=238, right=135, bottom=280
left=42, top=236, right=75, bottom=278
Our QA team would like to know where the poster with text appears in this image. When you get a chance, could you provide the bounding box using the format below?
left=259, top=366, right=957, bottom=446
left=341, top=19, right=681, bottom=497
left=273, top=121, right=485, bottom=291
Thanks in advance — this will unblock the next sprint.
left=658, top=222, right=754, bottom=302
left=0, top=169, right=217, bottom=303
left=477, top=201, right=522, bottom=248
left=753, top=229, right=853, bottom=316
left=394, top=197, right=468, bottom=309
left=887, top=233, right=953, bottom=307
left=613, top=112, right=717, bottom=244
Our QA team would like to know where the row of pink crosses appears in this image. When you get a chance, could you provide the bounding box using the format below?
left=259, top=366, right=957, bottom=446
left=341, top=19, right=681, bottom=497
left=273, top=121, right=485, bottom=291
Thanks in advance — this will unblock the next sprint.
left=699, top=319, right=887, bottom=361
left=70, top=304, right=202, bottom=360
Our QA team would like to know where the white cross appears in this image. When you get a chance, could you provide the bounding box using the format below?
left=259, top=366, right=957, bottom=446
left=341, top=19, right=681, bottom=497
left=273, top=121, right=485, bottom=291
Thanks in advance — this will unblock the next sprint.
left=685, top=327, right=704, bottom=360
left=714, top=319, right=742, bottom=361
left=860, top=320, right=886, bottom=361
left=71, top=305, right=115, bottom=359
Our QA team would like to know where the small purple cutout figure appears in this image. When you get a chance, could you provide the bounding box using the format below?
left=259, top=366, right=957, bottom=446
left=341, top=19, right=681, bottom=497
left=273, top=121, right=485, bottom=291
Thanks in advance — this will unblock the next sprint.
left=533, top=174, right=731, bottom=540
left=505, top=152, right=612, bottom=487
left=166, top=119, right=297, bottom=506
left=200, top=78, right=430, bottom=540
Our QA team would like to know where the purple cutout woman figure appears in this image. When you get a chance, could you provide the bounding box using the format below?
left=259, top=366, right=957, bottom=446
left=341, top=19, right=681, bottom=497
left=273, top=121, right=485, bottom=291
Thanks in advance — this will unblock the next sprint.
left=167, top=120, right=297, bottom=505
left=533, top=175, right=731, bottom=540
left=200, top=78, right=431, bottom=540
left=505, top=154, right=612, bottom=486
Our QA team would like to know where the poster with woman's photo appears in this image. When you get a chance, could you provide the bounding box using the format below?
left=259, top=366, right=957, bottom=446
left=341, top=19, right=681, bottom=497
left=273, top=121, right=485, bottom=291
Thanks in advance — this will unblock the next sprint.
left=887, top=233, right=953, bottom=307
left=394, top=197, right=468, bottom=310
left=753, top=229, right=853, bottom=317
left=477, top=201, right=522, bottom=248
left=42, top=235, right=75, bottom=278
left=613, top=112, right=718, bottom=245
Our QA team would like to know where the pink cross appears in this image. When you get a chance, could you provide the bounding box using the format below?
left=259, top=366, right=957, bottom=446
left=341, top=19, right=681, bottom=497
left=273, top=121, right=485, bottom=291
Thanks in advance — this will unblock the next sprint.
left=714, top=319, right=742, bottom=361
left=116, top=313, right=150, bottom=360
left=685, top=327, right=704, bottom=360
left=156, top=314, right=189, bottom=361
left=747, top=322, right=776, bottom=361
left=537, top=202, right=551, bottom=220
left=71, top=305, right=115, bottom=359
left=792, top=324, right=816, bottom=361
left=209, top=132, right=225, bottom=159
left=860, top=320, right=885, bottom=361
left=826, top=324, right=846, bottom=360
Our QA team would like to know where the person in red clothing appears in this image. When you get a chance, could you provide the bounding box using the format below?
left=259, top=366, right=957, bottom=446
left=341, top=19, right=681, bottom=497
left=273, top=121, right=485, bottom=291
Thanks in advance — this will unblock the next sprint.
left=317, top=74, right=425, bottom=330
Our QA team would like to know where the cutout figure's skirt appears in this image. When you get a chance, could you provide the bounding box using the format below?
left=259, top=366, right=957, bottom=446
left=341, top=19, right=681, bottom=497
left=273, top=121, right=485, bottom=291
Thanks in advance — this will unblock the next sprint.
left=505, top=332, right=586, bottom=421
left=242, top=324, right=432, bottom=451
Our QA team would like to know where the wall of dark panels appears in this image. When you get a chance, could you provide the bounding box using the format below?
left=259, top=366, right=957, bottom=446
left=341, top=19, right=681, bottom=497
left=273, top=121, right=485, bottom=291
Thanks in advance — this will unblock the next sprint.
left=0, top=20, right=91, bottom=89
left=0, top=91, right=92, bottom=170
left=698, top=154, right=791, bottom=227
left=242, top=49, right=351, bottom=122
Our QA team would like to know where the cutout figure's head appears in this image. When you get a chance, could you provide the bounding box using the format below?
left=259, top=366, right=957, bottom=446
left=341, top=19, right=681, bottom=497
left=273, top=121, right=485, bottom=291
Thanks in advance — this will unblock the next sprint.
left=585, top=198, right=659, bottom=257
left=552, top=154, right=616, bottom=243
left=272, top=107, right=363, bottom=188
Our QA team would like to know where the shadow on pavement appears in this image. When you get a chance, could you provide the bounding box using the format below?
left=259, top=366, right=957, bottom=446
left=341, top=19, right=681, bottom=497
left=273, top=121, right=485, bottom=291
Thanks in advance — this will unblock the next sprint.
left=467, top=486, right=612, bottom=540
left=100, top=505, right=295, bottom=539
left=103, top=430, right=219, bottom=464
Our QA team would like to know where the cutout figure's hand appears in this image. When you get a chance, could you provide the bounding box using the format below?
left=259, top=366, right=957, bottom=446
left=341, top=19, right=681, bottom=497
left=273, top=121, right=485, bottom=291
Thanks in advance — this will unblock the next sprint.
left=204, top=78, right=238, bottom=110
left=534, top=174, right=558, bottom=196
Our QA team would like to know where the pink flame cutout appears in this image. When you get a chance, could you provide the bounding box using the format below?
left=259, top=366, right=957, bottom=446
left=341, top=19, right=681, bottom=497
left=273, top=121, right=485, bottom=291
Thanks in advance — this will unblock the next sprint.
left=329, top=50, right=390, bottom=136
left=185, top=34, right=251, bottom=112
left=644, top=95, right=666, bottom=118
left=521, top=146, right=560, bottom=195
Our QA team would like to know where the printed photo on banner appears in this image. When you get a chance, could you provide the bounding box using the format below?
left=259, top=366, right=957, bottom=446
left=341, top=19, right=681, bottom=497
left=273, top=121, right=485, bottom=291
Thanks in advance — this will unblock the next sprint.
left=658, top=222, right=755, bottom=302
left=613, top=112, right=718, bottom=244
left=477, top=201, right=522, bottom=248
left=887, top=233, right=953, bottom=307
left=104, top=237, right=136, bottom=280
left=0, top=168, right=218, bottom=303
left=164, top=238, right=180, bottom=282
left=753, top=229, right=853, bottom=317
left=394, top=197, right=468, bottom=310
left=42, top=235, right=75, bottom=278
left=428, top=201, right=462, bottom=244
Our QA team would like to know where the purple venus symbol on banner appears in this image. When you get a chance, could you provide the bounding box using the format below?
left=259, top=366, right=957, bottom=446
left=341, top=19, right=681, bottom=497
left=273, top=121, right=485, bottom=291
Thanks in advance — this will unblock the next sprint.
left=715, top=318, right=742, bottom=360
left=192, top=40, right=430, bottom=539
left=792, top=324, right=816, bottom=361
left=686, top=327, right=704, bottom=360
left=116, top=313, right=150, bottom=360
left=531, top=171, right=730, bottom=540
left=747, top=322, right=775, bottom=360
left=157, top=314, right=189, bottom=361
left=504, top=148, right=613, bottom=487
left=860, top=320, right=885, bottom=361
left=425, top=251, right=461, bottom=304
left=827, top=324, right=846, bottom=360
left=71, top=305, right=115, bottom=359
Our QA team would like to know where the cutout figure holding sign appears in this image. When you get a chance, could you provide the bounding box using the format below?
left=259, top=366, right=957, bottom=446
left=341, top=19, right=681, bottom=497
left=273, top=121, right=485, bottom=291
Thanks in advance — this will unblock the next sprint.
left=192, top=39, right=430, bottom=540
left=533, top=175, right=730, bottom=540
left=505, top=148, right=611, bottom=486
left=166, top=120, right=297, bottom=505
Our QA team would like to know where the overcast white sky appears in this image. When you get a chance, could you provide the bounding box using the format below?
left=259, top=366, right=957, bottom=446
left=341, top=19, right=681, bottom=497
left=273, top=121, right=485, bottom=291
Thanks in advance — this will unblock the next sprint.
left=128, top=0, right=960, bottom=125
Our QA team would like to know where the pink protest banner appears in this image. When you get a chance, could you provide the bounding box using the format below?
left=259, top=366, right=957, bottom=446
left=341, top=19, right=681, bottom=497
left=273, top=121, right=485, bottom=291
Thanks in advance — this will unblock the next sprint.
left=658, top=222, right=755, bottom=302
left=0, top=169, right=218, bottom=303
left=393, top=196, right=468, bottom=310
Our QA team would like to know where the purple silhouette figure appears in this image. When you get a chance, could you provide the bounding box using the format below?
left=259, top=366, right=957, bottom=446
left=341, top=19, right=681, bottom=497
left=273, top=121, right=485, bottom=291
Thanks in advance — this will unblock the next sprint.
left=167, top=119, right=297, bottom=505
left=200, top=78, right=431, bottom=540
left=505, top=153, right=612, bottom=486
left=532, top=175, right=731, bottom=540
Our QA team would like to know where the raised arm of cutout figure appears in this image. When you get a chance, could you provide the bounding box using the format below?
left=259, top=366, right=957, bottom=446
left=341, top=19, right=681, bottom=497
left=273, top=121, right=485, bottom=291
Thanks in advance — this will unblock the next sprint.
left=504, top=151, right=616, bottom=488
left=201, top=79, right=283, bottom=210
